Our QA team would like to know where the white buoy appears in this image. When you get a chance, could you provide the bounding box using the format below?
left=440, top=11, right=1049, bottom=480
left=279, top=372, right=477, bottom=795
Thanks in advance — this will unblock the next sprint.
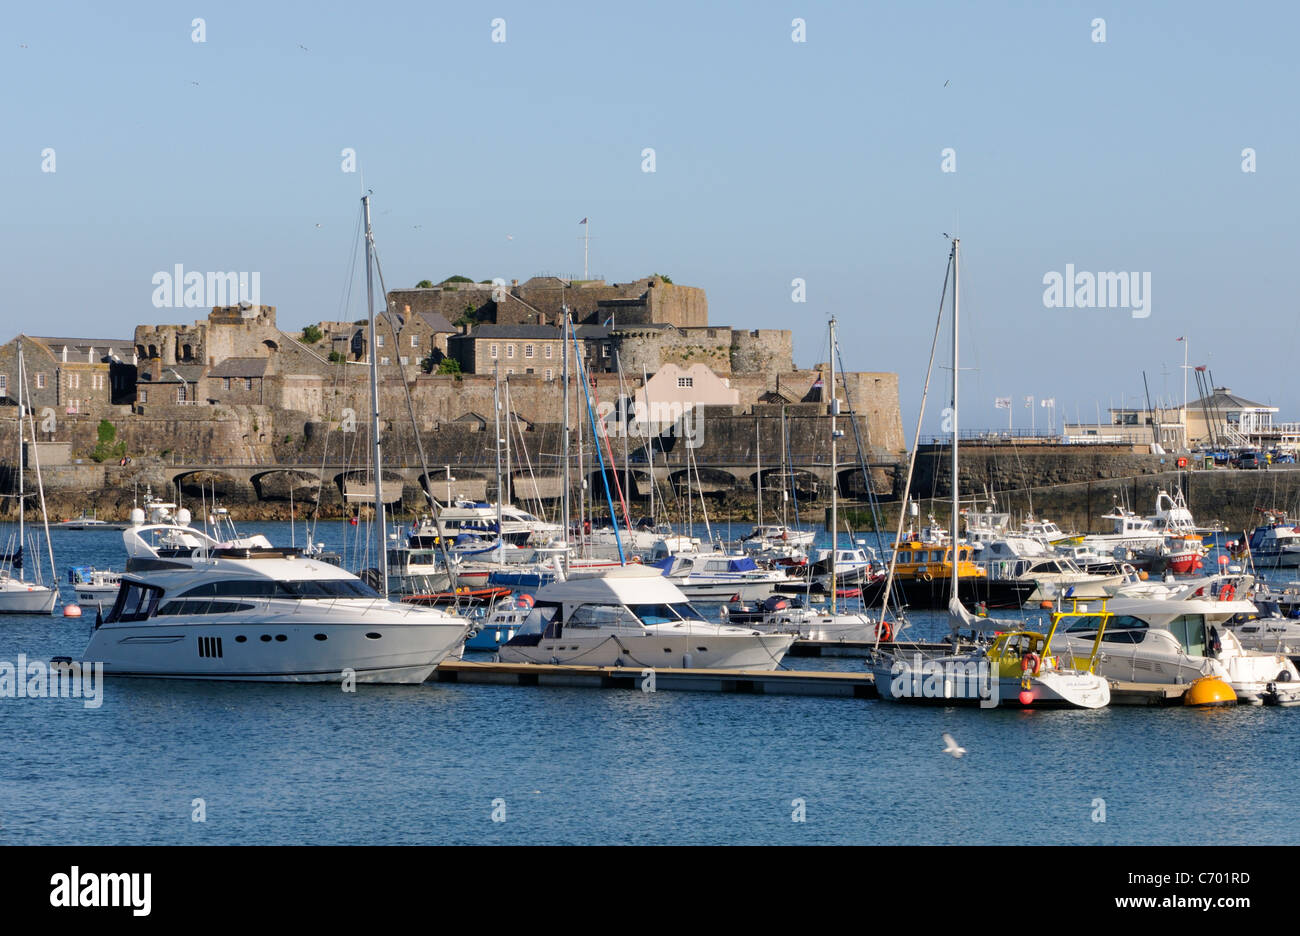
left=63, top=604, right=82, bottom=618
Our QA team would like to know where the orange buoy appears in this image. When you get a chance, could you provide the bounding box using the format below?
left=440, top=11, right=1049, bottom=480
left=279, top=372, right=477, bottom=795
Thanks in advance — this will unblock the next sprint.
left=1184, top=676, right=1236, bottom=707
left=63, top=604, right=82, bottom=618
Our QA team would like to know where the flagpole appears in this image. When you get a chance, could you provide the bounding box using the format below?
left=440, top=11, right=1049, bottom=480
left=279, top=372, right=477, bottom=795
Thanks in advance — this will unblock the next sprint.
left=583, top=219, right=589, bottom=281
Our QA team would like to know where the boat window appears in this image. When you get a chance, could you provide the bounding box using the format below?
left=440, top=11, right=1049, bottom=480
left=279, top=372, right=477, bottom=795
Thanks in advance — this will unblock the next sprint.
left=157, top=600, right=256, bottom=616
left=568, top=604, right=639, bottom=628
left=176, top=579, right=381, bottom=600
left=106, top=581, right=164, bottom=623
left=1169, top=614, right=1207, bottom=657
left=629, top=603, right=706, bottom=625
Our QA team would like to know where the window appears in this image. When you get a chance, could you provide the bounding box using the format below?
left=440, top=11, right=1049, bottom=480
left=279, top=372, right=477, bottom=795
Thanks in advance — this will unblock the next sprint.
left=92, top=374, right=103, bottom=390
left=490, top=344, right=499, bottom=359
left=36, top=373, right=45, bottom=389
left=68, top=373, right=80, bottom=389
left=677, top=376, right=694, bottom=388
left=380, top=357, right=390, bottom=366
left=506, top=345, right=515, bottom=359
left=410, top=335, right=419, bottom=348
left=545, top=369, right=553, bottom=380
left=244, top=378, right=252, bottom=391
left=524, top=344, right=534, bottom=358
left=525, top=368, right=534, bottom=375
left=376, top=334, right=385, bottom=348
left=0, top=375, right=6, bottom=395
left=138, top=388, right=147, bottom=403
left=545, top=345, right=553, bottom=359
left=507, top=368, right=514, bottom=375
left=399, top=356, right=409, bottom=366
left=177, top=385, right=186, bottom=403
left=177, top=578, right=381, bottom=600
left=224, top=377, right=231, bottom=390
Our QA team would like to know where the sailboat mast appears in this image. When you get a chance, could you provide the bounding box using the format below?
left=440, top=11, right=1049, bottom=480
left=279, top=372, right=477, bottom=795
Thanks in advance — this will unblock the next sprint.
left=829, top=316, right=838, bottom=614
left=503, top=375, right=512, bottom=507
left=561, top=312, right=571, bottom=554
left=362, top=193, right=387, bottom=593
left=494, top=365, right=503, bottom=549
left=755, top=416, right=762, bottom=527
left=16, top=340, right=24, bottom=570
left=950, top=238, right=960, bottom=593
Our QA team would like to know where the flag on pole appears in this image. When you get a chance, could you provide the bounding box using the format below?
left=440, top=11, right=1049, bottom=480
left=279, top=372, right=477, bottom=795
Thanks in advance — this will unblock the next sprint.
left=994, top=396, right=1011, bottom=409
left=578, top=217, right=588, bottom=224
left=1040, top=397, right=1056, bottom=408
left=1175, top=336, right=1184, bottom=341
left=1024, top=395, right=1034, bottom=408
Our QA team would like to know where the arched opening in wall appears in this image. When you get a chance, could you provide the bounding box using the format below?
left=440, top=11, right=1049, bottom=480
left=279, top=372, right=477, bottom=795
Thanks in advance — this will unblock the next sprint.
left=263, top=339, right=279, bottom=352
left=181, top=343, right=193, bottom=362
left=136, top=345, right=146, bottom=359
left=148, top=345, right=158, bottom=359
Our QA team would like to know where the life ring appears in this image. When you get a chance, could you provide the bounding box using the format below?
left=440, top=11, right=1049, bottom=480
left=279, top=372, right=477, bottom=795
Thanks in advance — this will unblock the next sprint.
left=879, top=620, right=893, bottom=642
left=919, top=571, right=933, bottom=583
left=1021, top=652, right=1041, bottom=675
left=630, top=555, right=642, bottom=564
left=1219, top=583, right=1235, bottom=602
left=1177, top=457, right=1188, bottom=468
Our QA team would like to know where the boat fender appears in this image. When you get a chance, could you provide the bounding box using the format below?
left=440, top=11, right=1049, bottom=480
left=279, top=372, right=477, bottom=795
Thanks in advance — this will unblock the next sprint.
left=920, top=571, right=933, bottom=583
left=1278, top=669, right=1292, bottom=682
left=1219, top=583, right=1235, bottom=602
left=1021, top=652, right=1041, bottom=675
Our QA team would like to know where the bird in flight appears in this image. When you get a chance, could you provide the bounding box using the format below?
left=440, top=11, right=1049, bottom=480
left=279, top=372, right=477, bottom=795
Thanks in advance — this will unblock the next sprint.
left=191, top=81, right=200, bottom=86
left=298, top=44, right=309, bottom=52
left=944, top=80, right=950, bottom=87
left=314, top=223, right=322, bottom=228
left=942, top=733, right=966, bottom=758
left=506, top=234, right=514, bottom=240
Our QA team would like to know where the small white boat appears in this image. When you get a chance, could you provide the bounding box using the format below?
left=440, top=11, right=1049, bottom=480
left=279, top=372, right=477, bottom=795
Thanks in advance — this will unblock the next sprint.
left=499, top=565, right=795, bottom=669
left=67, top=566, right=122, bottom=605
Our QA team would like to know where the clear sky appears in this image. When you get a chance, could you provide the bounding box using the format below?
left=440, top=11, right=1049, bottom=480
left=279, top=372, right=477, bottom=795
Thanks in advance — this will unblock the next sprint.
left=3, top=1, right=1295, bottom=443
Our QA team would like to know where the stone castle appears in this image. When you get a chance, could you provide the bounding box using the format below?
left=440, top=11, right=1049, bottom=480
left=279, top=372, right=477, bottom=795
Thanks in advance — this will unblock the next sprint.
left=0, top=274, right=905, bottom=514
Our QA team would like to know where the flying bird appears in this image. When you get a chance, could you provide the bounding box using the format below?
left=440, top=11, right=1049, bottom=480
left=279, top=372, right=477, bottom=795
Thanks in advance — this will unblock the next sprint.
left=412, top=224, right=422, bottom=230
left=942, top=733, right=966, bottom=758
left=298, top=44, right=309, bottom=52
left=190, top=81, right=200, bottom=86
left=314, top=223, right=322, bottom=228
left=506, top=234, right=514, bottom=240
left=19, top=43, right=28, bottom=49
left=944, top=79, right=949, bottom=87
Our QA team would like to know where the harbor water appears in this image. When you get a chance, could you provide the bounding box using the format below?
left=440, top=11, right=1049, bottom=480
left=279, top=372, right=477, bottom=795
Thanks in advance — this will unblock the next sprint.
left=0, top=522, right=1295, bottom=845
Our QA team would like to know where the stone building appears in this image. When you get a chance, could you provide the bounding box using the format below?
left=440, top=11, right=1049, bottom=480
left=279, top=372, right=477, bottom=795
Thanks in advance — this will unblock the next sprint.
left=0, top=335, right=137, bottom=411
left=447, top=325, right=566, bottom=378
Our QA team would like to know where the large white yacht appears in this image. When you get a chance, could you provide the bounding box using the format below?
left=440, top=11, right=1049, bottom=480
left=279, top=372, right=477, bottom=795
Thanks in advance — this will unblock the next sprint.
left=81, top=524, right=469, bottom=683
left=498, top=565, right=795, bottom=669
left=651, top=551, right=790, bottom=601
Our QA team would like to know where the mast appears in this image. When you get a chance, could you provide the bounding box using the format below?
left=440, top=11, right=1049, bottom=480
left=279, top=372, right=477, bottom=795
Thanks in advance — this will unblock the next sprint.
left=755, top=416, right=763, bottom=528
left=561, top=312, right=571, bottom=557
left=950, top=238, right=960, bottom=598
left=829, top=316, right=838, bottom=614
left=494, top=364, right=503, bottom=556
left=503, top=375, right=512, bottom=507
left=780, top=404, right=789, bottom=527
left=362, top=193, right=387, bottom=593
left=16, top=339, right=24, bottom=577
left=642, top=364, right=654, bottom=523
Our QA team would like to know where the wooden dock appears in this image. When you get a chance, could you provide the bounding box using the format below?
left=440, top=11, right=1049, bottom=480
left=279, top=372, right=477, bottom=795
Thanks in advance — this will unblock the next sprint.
left=433, top=660, right=1187, bottom=705
left=788, top=639, right=957, bottom=658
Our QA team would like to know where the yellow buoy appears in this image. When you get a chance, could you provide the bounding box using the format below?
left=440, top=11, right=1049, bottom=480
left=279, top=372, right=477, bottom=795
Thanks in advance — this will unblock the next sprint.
left=1184, top=676, right=1237, bottom=707
left=1138, top=570, right=1149, bottom=581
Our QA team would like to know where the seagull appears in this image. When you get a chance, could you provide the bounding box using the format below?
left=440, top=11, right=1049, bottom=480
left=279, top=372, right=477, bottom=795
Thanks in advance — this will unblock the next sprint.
left=506, top=234, right=514, bottom=240
left=18, top=43, right=28, bottom=49
left=190, top=81, right=200, bottom=86
left=944, top=79, right=949, bottom=87
left=942, top=733, right=966, bottom=758
left=298, top=44, right=309, bottom=52
left=314, top=223, right=322, bottom=228
left=412, top=224, right=422, bottom=230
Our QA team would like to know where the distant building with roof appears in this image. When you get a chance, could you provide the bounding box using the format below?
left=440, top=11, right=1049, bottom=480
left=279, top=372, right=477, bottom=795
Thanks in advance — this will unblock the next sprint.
left=0, top=334, right=137, bottom=411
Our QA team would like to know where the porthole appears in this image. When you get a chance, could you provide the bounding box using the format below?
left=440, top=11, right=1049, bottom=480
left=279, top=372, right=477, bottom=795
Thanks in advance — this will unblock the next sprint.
left=260, top=635, right=272, bottom=642
left=314, top=634, right=327, bottom=641
left=235, top=635, right=247, bottom=643
left=365, top=632, right=382, bottom=640
left=275, top=634, right=287, bottom=642
left=697, top=647, right=708, bottom=652
left=663, top=647, right=672, bottom=653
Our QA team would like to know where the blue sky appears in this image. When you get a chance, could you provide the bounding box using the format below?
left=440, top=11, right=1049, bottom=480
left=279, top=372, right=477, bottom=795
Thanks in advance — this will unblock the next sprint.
left=2, top=0, right=1296, bottom=442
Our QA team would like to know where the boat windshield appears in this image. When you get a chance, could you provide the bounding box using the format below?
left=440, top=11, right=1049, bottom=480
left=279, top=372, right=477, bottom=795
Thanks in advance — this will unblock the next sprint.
left=629, top=602, right=706, bottom=625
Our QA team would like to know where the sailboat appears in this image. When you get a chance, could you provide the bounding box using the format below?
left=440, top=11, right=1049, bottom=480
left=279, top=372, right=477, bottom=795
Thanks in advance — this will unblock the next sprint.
left=869, top=239, right=1112, bottom=707
left=0, top=340, right=58, bottom=614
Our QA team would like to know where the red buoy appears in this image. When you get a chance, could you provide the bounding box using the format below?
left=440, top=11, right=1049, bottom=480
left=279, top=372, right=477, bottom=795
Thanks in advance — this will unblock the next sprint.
left=63, top=604, right=82, bottom=618
left=1018, top=689, right=1033, bottom=706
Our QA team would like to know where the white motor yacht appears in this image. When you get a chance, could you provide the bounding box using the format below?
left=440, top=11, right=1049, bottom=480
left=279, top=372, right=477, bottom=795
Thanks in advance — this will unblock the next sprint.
left=651, top=551, right=789, bottom=602
left=1056, top=595, right=1300, bottom=705
left=81, top=524, right=469, bottom=683
left=498, top=565, right=795, bottom=669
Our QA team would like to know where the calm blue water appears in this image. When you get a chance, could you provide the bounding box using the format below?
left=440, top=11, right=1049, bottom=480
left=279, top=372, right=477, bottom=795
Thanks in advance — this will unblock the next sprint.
left=0, top=521, right=1296, bottom=845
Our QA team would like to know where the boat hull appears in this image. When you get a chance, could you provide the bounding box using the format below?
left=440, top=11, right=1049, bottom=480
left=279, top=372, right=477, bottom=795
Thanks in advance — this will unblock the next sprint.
left=858, top=576, right=1037, bottom=610
left=83, top=617, right=469, bottom=684
left=0, top=583, right=58, bottom=615
left=499, top=632, right=795, bottom=670
left=870, top=657, right=1110, bottom=708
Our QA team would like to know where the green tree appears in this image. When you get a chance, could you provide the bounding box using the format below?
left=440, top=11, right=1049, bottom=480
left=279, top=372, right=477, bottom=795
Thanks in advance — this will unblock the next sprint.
left=90, top=419, right=126, bottom=463
left=415, top=279, right=435, bottom=289
left=301, top=324, right=323, bottom=344
left=652, top=272, right=673, bottom=284
left=435, top=358, right=462, bottom=375
left=328, top=350, right=345, bottom=363
left=441, top=275, right=474, bottom=284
